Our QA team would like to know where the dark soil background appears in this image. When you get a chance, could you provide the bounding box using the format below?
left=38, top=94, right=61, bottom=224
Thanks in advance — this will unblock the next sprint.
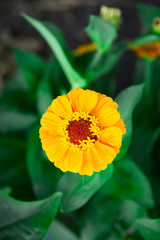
left=0, top=0, right=160, bottom=94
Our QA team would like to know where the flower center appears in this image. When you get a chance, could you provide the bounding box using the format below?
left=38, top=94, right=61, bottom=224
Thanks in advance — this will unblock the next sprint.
left=66, top=118, right=97, bottom=145
left=59, top=111, right=100, bottom=150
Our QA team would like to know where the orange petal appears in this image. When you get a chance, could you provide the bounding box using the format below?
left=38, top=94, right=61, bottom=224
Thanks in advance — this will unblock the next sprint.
left=67, top=88, right=84, bottom=111
left=45, top=141, right=69, bottom=163
left=79, top=150, right=94, bottom=176
left=46, top=105, right=53, bottom=113
left=42, top=112, right=62, bottom=124
left=112, top=145, right=120, bottom=153
left=114, top=119, right=126, bottom=134
left=39, top=126, right=60, bottom=140
left=41, top=136, right=61, bottom=150
left=55, top=149, right=83, bottom=173
left=54, top=150, right=70, bottom=172
left=99, top=127, right=122, bottom=146
left=67, top=88, right=98, bottom=113
left=66, top=149, right=83, bottom=173
left=90, top=146, right=108, bottom=172
left=92, top=96, right=118, bottom=115
left=51, top=95, right=73, bottom=118
left=95, top=142, right=116, bottom=164
left=98, top=108, right=120, bottom=127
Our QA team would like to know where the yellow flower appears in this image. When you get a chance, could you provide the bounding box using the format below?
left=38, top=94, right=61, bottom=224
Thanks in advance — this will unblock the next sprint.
left=131, top=40, right=160, bottom=60
left=39, top=88, right=126, bottom=176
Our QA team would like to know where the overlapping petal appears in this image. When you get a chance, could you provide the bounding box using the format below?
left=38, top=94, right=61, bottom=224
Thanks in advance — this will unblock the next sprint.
left=99, top=127, right=122, bottom=146
left=55, top=149, right=83, bottom=173
left=51, top=95, right=73, bottom=118
left=68, top=88, right=98, bottom=112
left=98, top=107, right=120, bottom=127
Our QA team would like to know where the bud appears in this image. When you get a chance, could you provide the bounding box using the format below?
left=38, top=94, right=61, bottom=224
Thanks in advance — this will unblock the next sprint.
left=152, top=18, right=160, bottom=34
left=100, top=5, right=122, bottom=29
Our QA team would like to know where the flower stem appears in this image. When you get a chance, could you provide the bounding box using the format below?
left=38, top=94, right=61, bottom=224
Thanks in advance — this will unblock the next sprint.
left=82, top=175, right=88, bottom=183
left=144, top=59, right=154, bottom=106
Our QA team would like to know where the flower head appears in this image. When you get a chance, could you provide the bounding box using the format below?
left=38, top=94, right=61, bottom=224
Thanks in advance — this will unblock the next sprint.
left=40, top=88, right=126, bottom=176
left=131, top=40, right=160, bottom=60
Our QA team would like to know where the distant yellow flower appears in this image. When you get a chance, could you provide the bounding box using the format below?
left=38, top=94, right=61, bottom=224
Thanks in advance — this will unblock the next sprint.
left=40, top=88, right=126, bottom=176
left=131, top=40, right=160, bottom=60
left=74, top=42, right=97, bottom=57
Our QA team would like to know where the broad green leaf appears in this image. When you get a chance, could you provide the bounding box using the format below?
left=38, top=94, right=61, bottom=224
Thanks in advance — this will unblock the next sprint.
left=0, top=136, right=25, bottom=160
left=36, top=78, right=53, bottom=116
left=22, top=13, right=86, bottom=89
left=80, top=195, right=123, bottom=240
left=138, top=3, right=160, bottom=30
left=0, top=136, right=27, bottom=187
left=136, top=218, right=160, bottom=240
left=129, top=33, right=160, bottom=48
left=0, top=187, right=12, bottom=195
left=27, top=126, right=62, bottom=199
left=57, top=164, right=114, bottom=213
left=102, top=159, right=154, bottom=208
left=118, top=200, right=148, bottom=227
left=36, top=59, right=54, bottom=116
left=41, top=22, right=73, bottom=61
left=129, top=129, right=154, bottom=174
left=0, top=107, right=37, bottom=133
left=115, top=84, right=144, bottom=160
left=0, top=191, right=62, bottom=240
left=129, top=127, right=160, bottom=175
left=85, top=15, right=117, bottom=52
left=13, top=48, right=46, bottom=91
left=2, top=70, right=28, bottom=95
left=45, top=220, right=78, bottom=240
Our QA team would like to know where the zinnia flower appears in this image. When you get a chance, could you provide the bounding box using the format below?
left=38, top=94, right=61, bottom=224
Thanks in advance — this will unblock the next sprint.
left=40, top=88, right=126, bottom=176
left=131, top=40, right=160, bottom=60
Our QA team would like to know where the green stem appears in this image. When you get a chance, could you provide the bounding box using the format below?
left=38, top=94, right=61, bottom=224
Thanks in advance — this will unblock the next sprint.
left=82, top=175, right=87, bottom=183
left=144, top=59, right=154, bottom=105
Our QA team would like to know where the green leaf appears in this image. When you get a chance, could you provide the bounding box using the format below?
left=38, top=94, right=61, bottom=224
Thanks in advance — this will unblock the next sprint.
left=27, top=126, right=62, bottom=199
left=136, top=218, right=160, bottom=240
left=0, top=107, right=37, bottom=133
left=57, top=164, right=114, bottom=213
left=36, top=78, right=53, bottom=116
left=129, top=33, right=160, bottom=48
left=118, top=200, right=148, bottom=227
left=22, top=13, right=86, bottom=89
left=102, top=159, right=154, bottom=208
left=85, top=15, right=117, bottom=52
left=2, top=70, right=28, bottom=96
left=115, top=84, right=144, bottom=160
left=36, top=59, right=54, bottom=116
left=0, top=136, right=26, bottom=187
left=45, top=220, right=78, bottom=240
left=13, top=48, right=46, bottom=91
left=0, top=136, right=25, bottom=159
left=0, top=191, right=62, bottom=240
left=138, top=3, right=160, bottom=30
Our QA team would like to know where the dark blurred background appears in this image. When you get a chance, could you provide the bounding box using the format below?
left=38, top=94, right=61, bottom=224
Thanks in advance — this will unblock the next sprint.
left=0, top=0, right=160, bottom=94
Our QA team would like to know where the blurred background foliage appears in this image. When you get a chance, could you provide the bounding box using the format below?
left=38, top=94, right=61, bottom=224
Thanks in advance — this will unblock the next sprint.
left=0, top=0, right=160, bottom=240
